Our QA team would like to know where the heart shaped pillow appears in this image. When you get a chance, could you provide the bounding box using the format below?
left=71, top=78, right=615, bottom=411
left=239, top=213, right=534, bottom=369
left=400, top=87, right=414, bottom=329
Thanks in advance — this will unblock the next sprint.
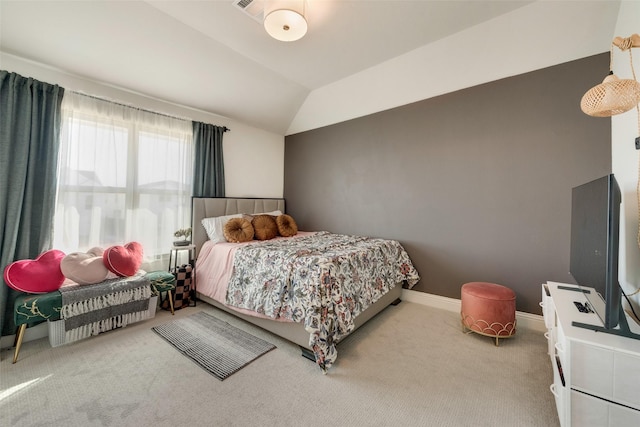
left=3, top=249, right=66, bottom=294
left=61, top=247, right=113, bottom=285
left=103, top=242, right=143, bottom=277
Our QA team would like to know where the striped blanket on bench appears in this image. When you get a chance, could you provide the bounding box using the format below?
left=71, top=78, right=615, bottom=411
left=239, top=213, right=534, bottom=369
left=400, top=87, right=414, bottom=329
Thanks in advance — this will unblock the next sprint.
left=57, top=273, right=153, bottom=343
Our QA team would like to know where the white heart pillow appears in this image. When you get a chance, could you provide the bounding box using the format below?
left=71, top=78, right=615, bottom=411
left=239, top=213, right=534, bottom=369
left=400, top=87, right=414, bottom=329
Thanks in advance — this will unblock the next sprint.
left=60, top=247, right=113, bottom=285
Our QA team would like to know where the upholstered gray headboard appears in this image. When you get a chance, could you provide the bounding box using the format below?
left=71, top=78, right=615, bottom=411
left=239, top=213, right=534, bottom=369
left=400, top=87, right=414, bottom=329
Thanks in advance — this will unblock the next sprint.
left=192, top=197, right=285, bottom=257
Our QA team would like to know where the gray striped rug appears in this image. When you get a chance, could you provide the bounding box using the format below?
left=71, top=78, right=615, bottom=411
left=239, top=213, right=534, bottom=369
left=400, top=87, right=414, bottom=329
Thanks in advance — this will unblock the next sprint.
left=152, top=311, right=276, bottom=380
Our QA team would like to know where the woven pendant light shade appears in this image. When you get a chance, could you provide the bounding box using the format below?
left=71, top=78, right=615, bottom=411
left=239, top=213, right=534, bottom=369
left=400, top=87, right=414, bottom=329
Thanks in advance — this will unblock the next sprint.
left=581, top=73, right=640, bottom=117
left=581, top=35, right=640, bottom=118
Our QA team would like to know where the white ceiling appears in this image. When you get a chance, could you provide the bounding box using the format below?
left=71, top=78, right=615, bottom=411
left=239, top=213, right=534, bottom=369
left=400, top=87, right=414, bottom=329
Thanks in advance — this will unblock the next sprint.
left=0, top=1, right=622, bottom=135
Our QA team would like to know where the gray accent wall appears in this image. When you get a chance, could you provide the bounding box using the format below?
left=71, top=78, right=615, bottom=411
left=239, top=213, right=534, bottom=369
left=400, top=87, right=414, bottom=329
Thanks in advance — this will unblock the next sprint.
left=284, top=53, right=611, bottom=315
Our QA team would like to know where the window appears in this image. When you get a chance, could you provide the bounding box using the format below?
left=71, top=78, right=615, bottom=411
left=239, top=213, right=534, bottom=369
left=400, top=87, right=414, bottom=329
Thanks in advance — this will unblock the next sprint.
left=54, top=93, right=193, bottom=262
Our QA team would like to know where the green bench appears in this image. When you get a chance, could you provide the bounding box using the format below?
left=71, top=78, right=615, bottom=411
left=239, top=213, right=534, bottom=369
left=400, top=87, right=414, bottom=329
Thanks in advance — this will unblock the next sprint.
left=11, top=270, right=175, bottom=363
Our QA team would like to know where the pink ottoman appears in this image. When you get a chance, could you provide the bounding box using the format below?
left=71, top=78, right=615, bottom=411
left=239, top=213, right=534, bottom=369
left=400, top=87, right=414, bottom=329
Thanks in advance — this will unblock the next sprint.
left=461, top=282, right=516, bottom=346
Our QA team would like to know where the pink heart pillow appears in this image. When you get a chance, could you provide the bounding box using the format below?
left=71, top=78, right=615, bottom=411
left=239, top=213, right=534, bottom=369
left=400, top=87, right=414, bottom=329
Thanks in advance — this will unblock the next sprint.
left=61, top=247, right=113, bottom=285
left=103, top=242, right=143, bottom=277
left=3, top=249, right=66, bottom=294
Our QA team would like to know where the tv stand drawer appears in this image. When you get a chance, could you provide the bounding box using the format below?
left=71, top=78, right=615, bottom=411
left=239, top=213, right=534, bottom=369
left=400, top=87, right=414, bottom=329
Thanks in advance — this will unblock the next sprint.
left=544, top=282, right=640, bottom=426
left=571, top=389, right=640, bottom=426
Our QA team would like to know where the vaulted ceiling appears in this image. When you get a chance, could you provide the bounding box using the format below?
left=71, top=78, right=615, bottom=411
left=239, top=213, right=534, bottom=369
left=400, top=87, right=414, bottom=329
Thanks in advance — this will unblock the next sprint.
left=0, top=1, right=622, bottom=135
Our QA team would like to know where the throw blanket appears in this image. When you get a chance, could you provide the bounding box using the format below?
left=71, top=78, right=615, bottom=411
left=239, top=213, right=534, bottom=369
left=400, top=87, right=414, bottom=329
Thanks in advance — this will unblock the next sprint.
left=225, top=232, right=420, bottom=372
left=59, top=274, right=152, bottom=343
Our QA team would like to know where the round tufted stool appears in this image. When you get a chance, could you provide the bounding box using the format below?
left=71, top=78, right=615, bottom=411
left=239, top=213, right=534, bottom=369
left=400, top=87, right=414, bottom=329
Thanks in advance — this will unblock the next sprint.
left=461, top=282, right=516, bottom=346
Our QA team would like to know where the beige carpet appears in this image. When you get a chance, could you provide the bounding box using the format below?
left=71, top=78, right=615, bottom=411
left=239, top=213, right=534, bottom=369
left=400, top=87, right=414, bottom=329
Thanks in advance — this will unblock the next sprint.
left=0, top=301, right=559, bottom=427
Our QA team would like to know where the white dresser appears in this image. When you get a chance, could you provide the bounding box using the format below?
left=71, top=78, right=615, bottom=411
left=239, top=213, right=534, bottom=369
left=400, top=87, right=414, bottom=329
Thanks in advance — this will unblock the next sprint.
left=541, top=282, right=640, bottom=426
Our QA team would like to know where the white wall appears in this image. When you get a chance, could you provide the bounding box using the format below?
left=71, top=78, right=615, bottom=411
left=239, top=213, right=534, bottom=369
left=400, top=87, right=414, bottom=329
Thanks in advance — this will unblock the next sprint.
left=0, top=52, right=284, bottom=199
left=287, top=1, right=620, bottom=135
left=612, top=0, right=640, bottom=321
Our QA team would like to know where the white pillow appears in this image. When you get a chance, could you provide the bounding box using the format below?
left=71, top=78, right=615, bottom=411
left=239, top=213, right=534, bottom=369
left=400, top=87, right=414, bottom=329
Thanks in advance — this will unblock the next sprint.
left=202, top=214, right=242, bottom=243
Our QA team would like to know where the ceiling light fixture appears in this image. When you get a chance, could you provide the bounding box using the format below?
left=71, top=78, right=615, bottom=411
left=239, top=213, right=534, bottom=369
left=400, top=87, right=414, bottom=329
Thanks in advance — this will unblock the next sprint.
left=263, top=0, right=307, bottom=42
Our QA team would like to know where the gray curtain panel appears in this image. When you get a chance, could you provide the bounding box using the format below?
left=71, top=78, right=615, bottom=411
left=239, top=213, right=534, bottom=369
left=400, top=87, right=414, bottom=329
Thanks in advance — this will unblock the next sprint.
left=0, top=70, right=64, bottom=336
left=192, top=121, right=225, bottom=198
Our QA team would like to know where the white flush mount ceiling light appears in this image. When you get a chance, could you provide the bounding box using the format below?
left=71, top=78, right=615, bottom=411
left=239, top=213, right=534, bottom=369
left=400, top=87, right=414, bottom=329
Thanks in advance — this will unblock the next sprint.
left=263, top=0, right=307, bottom=42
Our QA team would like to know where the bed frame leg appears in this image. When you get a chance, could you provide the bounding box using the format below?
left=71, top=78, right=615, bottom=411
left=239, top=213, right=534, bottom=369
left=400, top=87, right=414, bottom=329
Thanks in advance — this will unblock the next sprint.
left=391, top=298, right=402, bottom=306
left=299, top=346, right=316, bottom=363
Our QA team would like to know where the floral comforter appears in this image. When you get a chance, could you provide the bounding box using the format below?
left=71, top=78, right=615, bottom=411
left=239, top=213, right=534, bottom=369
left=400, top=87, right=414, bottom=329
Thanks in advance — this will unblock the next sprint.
left=225, top=231, right=420, bottom=372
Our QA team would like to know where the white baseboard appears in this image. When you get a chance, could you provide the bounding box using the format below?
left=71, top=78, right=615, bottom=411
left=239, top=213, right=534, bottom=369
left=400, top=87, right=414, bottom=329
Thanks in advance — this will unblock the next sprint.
left=1, top=289, right=545, bottom=350
left=401, top=289, right=546, bottom=333
left=0, top=321, right=48, bottom=350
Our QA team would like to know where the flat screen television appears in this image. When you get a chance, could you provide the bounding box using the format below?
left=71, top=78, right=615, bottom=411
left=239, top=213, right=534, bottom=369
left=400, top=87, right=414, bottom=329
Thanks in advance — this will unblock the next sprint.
left=569, top=173, right=622, bottom=330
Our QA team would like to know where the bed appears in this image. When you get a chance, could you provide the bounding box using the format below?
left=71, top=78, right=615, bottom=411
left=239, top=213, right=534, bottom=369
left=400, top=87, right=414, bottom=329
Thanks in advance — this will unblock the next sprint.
left=192, top=197, right=420, bottom=372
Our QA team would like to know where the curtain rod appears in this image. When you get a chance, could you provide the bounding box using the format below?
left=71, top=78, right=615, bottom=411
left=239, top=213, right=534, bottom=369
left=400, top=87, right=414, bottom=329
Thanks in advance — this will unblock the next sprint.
left=71, top=91, right=230, bottom=132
